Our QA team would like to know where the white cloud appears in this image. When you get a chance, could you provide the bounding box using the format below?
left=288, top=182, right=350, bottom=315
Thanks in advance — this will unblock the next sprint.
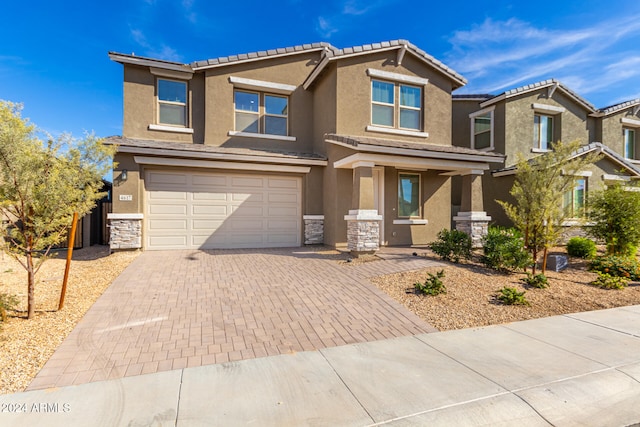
left=316, top=16, right=338, bottom=38
left=129, top=28, right=183, bottom=62
left=448, top=13, right=640, bottom=106
left=314, top=0, right=394, bottom=38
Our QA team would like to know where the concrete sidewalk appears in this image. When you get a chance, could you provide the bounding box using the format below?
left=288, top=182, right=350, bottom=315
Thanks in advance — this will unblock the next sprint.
left=3, top=305, right=640, bottom=426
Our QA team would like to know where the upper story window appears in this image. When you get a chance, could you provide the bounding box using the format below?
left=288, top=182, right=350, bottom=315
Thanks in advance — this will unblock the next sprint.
left=534, top=114, right=554, bottom=150
left=624, top=128, right=636, bottom=160
left=157, top=79, right=187, bottom=127
left=398, top=173, right=421, bottom=218
left=469, top=107, right=494, bottom=150
left=234, top=90, right=288, bottom=136
left=371, top=80, right=422, bottom=131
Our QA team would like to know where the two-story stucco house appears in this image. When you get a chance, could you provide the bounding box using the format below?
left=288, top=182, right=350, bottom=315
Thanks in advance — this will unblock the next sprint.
left=452, top=80, right=640, bottom=227
left=106, top=40, right=504, bottom=253
left=592, top=98, right=640, bottom=163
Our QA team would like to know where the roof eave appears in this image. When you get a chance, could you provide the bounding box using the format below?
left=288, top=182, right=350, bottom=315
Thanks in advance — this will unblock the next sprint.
left=108, top=52, right=193, bottom=73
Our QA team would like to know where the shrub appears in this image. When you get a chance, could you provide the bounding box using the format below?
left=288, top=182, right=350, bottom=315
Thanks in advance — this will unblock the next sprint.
left=566, top=237, right=597, bottom=259
left=589, top=255, right=640, bottom=280
left=429, top=229, right=472, bottom=263
left=497, top=287, right=529, bottom=306
left=590, top=272, right=629, bottom=290
left=414, top=270, right=446, bottom=296
left=520, top=273, right=548, bottom=288
left=481, top=227, right=532, bottom=272
left=0, top=292, right=19, bottom=322
left=588, top=184, right=640, bottom=256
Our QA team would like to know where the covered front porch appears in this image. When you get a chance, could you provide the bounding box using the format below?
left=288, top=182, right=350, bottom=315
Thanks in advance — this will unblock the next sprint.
left=324, top=134, right=504, bottom=254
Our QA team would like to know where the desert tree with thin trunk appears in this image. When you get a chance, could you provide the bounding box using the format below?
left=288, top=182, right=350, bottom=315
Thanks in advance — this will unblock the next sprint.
left=497, top=140, right=601, bottom=275
left=0, top=101, right=114, bottom=319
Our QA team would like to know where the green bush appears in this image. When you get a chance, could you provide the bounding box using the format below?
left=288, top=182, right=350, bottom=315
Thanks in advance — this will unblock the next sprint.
left=429, top=229, right=472, bottom=263
left=566, top=237, right=597, bottom=259
left=590, top=272, right=629, bottom=290
left=497, top=287, right=529, bottom=306
left=414, top=270, right=446, bottom=296
left=589, top=255, right=640, bottom=280
left=588, top=184, right=640, bottom=256
left=481, top=227, right=532, bottom=272
left=520, top=273, right=549, bottom=288
left=0, top=292, right=19, bottom=322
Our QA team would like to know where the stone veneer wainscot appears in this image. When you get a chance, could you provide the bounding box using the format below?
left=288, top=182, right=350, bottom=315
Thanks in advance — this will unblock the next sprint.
left=108, top=213, right=143, bottom=250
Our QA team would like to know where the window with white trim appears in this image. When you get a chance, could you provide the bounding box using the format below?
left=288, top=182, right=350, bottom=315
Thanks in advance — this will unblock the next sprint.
left=470, top=108, right=494, bottom=150
left=534, top=114, right=554, bottom=150
left=234, top=90, right=288, bottom=136
left=157, top=79, right=187, bottom=126
left=398, top=173, right=421, bottom=217
left=371, top=80, right=422, bottom=131
left=563, top=178, right=586, bottom=218
left=624, top=128, right=636, bottom=160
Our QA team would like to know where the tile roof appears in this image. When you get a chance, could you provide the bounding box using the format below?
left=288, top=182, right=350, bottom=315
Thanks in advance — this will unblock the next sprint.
left=598, top=99, right=640, bottom=116
left=332, top=39, right=466, bottom=87
left=189, top=39, right=466, bottom=88
left=492, top=142, right=640, bottom=176
left=103, top=136, right=327, bottom=161
left=191, top=42, right=334, bottom=69
left=452, top=94, right=494, bottom=101
left=480, top=79, right=596, bottom=112
left=324, top=133, right=504, bottom=161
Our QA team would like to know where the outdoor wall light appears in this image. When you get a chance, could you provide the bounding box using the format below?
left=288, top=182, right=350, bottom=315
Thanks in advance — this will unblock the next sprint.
left=121, top=169, right=128, bottom=182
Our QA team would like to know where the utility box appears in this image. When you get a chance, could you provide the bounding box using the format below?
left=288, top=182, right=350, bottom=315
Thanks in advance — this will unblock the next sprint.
left=547, top=254, right=568, bottom=272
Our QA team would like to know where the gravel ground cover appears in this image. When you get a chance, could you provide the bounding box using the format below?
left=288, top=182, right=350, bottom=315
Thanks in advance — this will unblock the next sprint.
left=0, top=246, right=139, bottom=394
left=370, top=249, right=640, bottom=331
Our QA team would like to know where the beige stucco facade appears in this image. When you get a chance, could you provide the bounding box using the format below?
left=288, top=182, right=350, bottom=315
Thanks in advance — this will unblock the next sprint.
left=107, top=40, right=503, bottom=252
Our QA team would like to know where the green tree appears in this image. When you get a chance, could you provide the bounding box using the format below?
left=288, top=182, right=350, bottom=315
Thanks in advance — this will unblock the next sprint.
left=0, top=101, right=114, bottom=319
left=497, top=140, right=601, bottom=275
left=588, top=183, right=640, bottom=256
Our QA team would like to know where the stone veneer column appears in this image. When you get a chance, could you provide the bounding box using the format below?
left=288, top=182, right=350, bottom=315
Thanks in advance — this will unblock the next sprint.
left=303, top=215, right=324, bottom=245
left=344, top=210, right=382, bottom=254
left=453, top=211, right=491, bottom=248
left=107, top=213, right=143, bottom=250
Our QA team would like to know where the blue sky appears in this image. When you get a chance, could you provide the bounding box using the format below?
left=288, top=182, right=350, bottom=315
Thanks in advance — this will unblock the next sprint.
left=2, top=0, right=640, bottom=139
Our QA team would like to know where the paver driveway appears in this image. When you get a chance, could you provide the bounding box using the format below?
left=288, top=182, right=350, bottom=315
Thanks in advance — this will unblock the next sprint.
left=28, top=247, right=440, bottom=390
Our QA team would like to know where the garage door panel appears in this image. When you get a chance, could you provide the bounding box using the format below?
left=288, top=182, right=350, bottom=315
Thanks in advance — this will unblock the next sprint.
left=149, top=191, right=188, bottom=200
left=269, top=178, right=299, bottom=189
left=192, top=175, right=228, bottom=187
left=231, top=177, right=265, bottom=188
left=268, top=206, right=298, bottom=216
left=267, top=219, right=298, bottom=230
left=231, top=206, right=264, bottom=216
left=148, top=172, right=188, bottom=186
left=149, top=204, right=187, bottom=215
left=148, top=219, right=188, bottom=230
left=192, top=205, right=228, bottom=216
left=192, top=220, right=225, bottom=230
left=146, top=170, right=301, bottom=250
left=229, top=219, right=266, bottom=231
left=231, top=193, right=263, bottom=202
left=268, top=193, right=299, bottom=203
left=192, top=192, right=227, bottom=201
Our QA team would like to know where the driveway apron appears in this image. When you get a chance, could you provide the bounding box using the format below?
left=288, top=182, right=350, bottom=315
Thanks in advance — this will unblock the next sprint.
left=27, top=248, right=440, bottom=390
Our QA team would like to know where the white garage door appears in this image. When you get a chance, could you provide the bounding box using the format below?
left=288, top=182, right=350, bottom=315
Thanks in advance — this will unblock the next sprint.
left=145, top=169, right=301, bottom=250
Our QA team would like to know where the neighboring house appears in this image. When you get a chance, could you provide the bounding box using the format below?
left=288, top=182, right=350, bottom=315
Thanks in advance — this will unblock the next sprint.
left=452, top=80, right=640, bottom=227
left=105, top=40, right=503, bottom=252
left=591, top=99, right=640, bottom=162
